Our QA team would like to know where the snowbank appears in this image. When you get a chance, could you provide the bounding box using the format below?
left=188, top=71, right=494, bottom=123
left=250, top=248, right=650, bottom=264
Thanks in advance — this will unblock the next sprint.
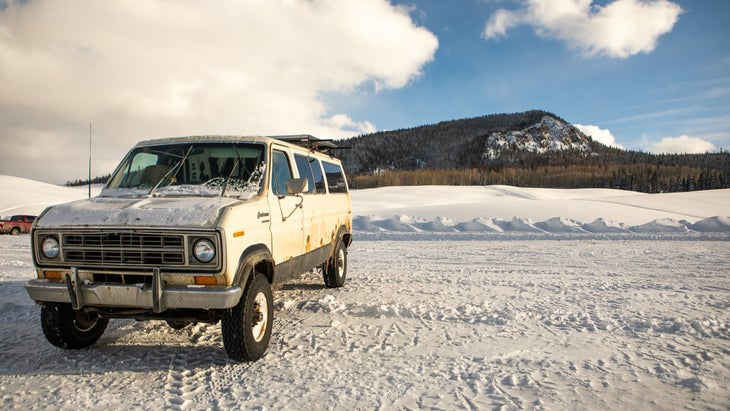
left=351, top=185, right=730, bottom=237
left=0, top=175, right=101, bottom=216
left=354, top=214, right=730, bottom=236
left=2, top=175, right=729, bottom=236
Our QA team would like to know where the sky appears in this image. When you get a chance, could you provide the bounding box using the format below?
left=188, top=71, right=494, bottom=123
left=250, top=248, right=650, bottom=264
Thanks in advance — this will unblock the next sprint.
left=0, top=0, right=728, bottom=184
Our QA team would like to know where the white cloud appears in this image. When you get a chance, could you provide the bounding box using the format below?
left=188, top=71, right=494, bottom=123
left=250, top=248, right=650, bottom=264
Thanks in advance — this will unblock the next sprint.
left=483, top=0, right=683, bottom=58
left=0, top=0, right=438, bottom=183
left=324, top=114, right=377, bottom=136
left=646, top=135, right=716, bottom=154
left=574, top=124, right=624, bottom=149
left=482, top=9, right=523, bottom=39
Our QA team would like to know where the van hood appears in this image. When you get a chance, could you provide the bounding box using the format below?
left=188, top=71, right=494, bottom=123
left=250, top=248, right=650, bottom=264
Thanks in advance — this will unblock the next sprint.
left=36, top=196, right=240, bottom=228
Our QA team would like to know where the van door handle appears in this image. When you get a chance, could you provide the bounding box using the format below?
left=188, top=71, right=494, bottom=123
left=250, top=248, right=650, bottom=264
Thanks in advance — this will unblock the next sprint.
left=257, top=211, right=270, bottom=219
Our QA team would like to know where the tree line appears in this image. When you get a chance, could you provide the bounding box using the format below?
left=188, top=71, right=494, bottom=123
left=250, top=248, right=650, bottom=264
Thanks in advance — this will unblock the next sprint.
left=351, top=163, right=727, bottom=193
left=65, top=174, right=111, bottom=187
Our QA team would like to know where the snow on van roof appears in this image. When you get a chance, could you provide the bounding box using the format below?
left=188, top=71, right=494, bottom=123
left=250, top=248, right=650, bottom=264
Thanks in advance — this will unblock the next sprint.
left=134, top=135, right=271, bottom=147
left=130, top=135, right=344, bottom=158
left=133, top=134, right=341, bottom=152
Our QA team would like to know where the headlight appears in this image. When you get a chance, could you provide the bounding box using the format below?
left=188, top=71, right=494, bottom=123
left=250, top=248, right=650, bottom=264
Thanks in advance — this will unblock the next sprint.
left=41, top=236, right=60, bottom=259
left=193, top=238, right=216, bottom=263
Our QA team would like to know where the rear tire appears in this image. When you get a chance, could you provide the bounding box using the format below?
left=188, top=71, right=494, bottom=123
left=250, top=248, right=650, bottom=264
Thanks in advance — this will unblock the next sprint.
left=322, top=240, right=347, bottom=288
left=40, top=302, right=109, bottom=349
left=221, top=273, right=273, bottom=361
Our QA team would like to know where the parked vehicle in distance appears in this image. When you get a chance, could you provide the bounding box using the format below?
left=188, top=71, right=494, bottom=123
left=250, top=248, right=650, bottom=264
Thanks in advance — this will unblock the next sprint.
left=0, top=215, right=36, bottom=235
left=25, top=135, right=352, bottom=361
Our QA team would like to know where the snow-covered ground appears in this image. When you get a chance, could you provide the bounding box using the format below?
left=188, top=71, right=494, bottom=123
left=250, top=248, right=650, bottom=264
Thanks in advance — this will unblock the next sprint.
left=351, top=185, right=730, bottom=236
left=2, top=175, right=730, bottom=235
left=1, top=175, right=729, bottom=409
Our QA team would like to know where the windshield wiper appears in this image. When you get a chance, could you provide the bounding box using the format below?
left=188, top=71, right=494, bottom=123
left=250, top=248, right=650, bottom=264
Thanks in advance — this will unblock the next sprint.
left=148, top=145, right=193, bottom=196
left=221, top=144, right=243, bottom=197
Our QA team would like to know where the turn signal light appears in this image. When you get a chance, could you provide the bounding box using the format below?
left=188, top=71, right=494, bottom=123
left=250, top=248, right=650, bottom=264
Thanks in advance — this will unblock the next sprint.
left=194, top=276, right=218, bottom=285
left=44, top=271, right=62, bottom=280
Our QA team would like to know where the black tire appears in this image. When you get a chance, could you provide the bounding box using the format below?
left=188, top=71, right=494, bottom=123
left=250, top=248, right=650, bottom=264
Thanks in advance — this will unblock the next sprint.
left=10, top=227, right=20, bottom=235
left=40, top=302, right=109, bottom=349
left=221, top=273, right=273, bottom=362
left=322, top=240, right=347, bottom=288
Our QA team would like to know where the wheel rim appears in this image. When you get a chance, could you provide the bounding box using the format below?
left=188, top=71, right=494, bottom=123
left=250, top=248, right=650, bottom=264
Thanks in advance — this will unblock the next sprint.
left=336, top=247, right=346, bottom=278
left=251, top=291, right=269, bottom=342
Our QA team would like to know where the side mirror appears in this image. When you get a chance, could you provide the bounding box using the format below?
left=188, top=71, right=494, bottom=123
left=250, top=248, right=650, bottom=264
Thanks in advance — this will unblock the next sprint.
left=285, top=178, right=308, bottom=195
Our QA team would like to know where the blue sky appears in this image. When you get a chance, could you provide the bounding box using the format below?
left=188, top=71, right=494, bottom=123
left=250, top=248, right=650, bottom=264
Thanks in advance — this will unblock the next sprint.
left=330, top=0, right=730, bottom=152
left=0, top=0, right=728, bottom=183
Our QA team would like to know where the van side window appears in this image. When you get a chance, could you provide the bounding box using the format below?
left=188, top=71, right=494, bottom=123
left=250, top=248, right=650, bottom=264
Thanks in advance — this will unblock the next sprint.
left=271, top=150, right=293, bottom=196
left=293, top=154, right=314, bottom=193
left=323, top=161, right=348, bottom=193
left=310, top=159, right=326, bottom=192
left=294, top=154, right=325, bottom=193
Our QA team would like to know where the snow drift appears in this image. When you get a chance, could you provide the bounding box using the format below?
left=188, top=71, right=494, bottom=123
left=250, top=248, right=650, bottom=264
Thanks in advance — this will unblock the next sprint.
left=351, top=185, right=730, bottom=236
left=353, top=214, right=730, bottom=235
left=3, top=175, right=729, bottom=237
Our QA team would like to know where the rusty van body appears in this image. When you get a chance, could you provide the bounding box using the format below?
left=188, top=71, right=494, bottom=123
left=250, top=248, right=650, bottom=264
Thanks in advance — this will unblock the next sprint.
left=26, top=135, right=352, bottom=361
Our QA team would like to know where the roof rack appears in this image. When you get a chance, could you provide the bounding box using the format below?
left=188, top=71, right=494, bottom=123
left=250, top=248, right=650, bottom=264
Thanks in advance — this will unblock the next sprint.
left=271, top=134, right=340, bottom=152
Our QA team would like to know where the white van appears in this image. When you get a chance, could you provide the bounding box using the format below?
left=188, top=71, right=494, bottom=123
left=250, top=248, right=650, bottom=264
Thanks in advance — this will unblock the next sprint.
left=25, top=135, right=352, bottom=361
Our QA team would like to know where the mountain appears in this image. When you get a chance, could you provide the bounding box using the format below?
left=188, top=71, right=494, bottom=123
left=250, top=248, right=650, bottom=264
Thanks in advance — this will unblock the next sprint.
left=337, top=110, right=593, bottom=176
left=482, top=115, right=592, bottom=160
left=335, top=110, right=730, bottom=193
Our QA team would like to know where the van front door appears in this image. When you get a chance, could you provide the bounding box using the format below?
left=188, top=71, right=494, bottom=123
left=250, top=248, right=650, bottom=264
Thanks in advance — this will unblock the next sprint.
left=267, top=148, right=304, bottom=281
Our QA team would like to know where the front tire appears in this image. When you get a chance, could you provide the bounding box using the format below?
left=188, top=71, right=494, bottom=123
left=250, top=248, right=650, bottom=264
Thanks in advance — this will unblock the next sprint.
left=40, top=302, right=109, bottom=349
left=322, top=240, right=347, bottom=288
left=221, top=273, right=273, bottom=361
left=10, top=227, right=20, bottom=235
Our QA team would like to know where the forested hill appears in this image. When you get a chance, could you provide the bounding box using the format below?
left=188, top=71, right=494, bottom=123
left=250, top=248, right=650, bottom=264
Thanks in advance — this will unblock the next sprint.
left=335, top=110, right=730, bottom=193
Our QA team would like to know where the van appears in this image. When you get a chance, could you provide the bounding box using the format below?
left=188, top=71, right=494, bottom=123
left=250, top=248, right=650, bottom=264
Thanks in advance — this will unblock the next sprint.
left=25, top=135, right=352, bottom=361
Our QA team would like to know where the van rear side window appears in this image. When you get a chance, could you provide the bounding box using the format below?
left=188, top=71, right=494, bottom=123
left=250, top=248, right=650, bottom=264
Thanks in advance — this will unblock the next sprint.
left=294, top=154, right=325, bottom=193
left=322, top=161, right=348, bottom=193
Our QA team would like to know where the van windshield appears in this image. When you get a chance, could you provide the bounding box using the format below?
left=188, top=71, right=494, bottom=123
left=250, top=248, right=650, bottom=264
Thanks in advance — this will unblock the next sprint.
left=101, top=142, right=266, bottom=199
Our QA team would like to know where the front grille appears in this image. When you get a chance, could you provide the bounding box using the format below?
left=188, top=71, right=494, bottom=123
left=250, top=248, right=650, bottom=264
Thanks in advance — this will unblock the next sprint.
left=92, top=273, right=151, bottom=285
left=64, top=233, right=183, bottom=248
left=62, top=232, right=186, bottom=267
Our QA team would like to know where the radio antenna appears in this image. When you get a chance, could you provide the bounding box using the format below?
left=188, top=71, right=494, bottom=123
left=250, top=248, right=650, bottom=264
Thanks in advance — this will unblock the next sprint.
left=88, top=119, right=92, bottom=198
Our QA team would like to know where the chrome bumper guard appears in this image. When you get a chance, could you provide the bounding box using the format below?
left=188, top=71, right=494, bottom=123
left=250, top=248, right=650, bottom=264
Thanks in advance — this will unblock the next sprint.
left=25, top=268, right=242, bottom=313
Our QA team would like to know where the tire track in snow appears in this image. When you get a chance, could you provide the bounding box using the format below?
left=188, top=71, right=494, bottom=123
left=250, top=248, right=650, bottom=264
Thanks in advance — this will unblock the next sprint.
left=176, top=269, right=333, bottom=407
left=2, top=237, right=729, bottom=410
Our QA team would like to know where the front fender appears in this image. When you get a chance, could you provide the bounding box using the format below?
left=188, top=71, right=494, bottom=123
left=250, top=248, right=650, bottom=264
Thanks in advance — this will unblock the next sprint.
left=232, top=244, right=274, bottom=291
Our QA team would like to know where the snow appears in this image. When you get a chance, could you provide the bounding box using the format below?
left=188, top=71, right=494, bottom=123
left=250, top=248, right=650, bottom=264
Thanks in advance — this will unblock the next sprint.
left=1, top=175, right=729, bottom=409
left=351, top=185, right=730, bottom=235
left=3, top=175, right=729, bottom=234
left=485, top=116, right=591, bottom=157
left=37, top=196, right=240, bottom=228
left=0, top=176, right=102, bottom=216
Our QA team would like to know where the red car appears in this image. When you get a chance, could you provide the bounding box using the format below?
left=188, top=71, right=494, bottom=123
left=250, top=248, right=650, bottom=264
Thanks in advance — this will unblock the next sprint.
left=0, top=215, right=36, bottom=235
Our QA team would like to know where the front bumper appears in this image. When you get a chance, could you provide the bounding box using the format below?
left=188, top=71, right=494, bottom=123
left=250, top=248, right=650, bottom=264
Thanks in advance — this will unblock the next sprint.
left=25, top=269, right=241, bottom=313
